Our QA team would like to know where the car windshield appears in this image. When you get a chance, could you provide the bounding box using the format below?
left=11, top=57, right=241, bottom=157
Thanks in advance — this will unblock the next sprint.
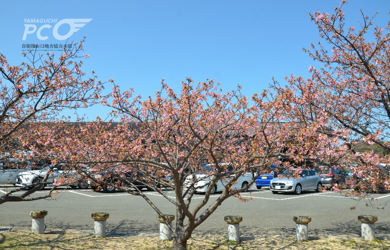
left=195, top=164, right=233, bottom=175
left=196, top=166, right=213, bottom=174
left=329, top=168, right=340, bottom=174
left=281, top=169, right=309, bottom=176
left=299, top=170, right=309, bottom=176
left=34, top=165, right=64, bottom=171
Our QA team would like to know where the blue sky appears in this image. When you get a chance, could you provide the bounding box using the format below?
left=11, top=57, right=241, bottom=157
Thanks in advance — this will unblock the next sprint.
left=1, top=0, right=389, bottom=119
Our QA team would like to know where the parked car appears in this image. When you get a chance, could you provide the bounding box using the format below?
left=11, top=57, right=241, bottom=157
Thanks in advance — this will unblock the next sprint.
left=184, top=163, right=253, bottom=194
left=0, top=159, right=32, bottom=185
left=15, top=164, right=89, bottom=189
left=255, top=165, right=285, bottom=189
left=350, top=166, right=389, bottom=193
left=90, top=169, right=154, bottom=193
left=319, top=167, right=349, bottom=189
left=270, top=169, right=322, bottom=195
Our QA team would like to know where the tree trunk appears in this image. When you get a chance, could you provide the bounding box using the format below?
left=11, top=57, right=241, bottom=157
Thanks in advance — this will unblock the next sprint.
left=172, top=200, right=190, bottom=250
left=173, top=238, right=187, bottom=250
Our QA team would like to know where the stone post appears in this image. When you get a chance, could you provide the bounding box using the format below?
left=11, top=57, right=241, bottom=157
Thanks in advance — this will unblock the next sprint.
left=224, top=215, right=243, bottom=242
left=157, top=214, right=175, bottom=240
left=29, top=210, right=47, bottom=234
left=293, top=216, right=311, bottom=241
left=358, top=215, right=378, bottom=240
left=91, top=212, right=109, bottom=237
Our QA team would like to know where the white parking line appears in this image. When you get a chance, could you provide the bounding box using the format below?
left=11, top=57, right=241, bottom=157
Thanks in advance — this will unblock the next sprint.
left=67, top=190, right=134, bottom=198
left=147, top=193, right=173, bottom=198
left=0, top=189, right=7, bottom=194
left=306, top=194, right=351, bottom=199
left=67, top=190, right=95, bottom=197
left=376, top=194, right=390, bottom=200
left=95, top=194, right=131, bottom=197
left=242, top=191, right=270, bottom=196
left=146, top=192, right=222, bottom=200
left=242, top=192, right=333, bottom=201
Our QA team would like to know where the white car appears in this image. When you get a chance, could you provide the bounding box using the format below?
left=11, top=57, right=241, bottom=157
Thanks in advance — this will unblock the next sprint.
left=15, top=164, right=89, bottom=189
left=185, top=164, right=253, bottom=194
left=0, top=160, right=32, bottom=185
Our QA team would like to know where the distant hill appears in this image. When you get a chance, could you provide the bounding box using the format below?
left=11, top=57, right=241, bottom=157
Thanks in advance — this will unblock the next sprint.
left=354, top=141, right=389, bottom=156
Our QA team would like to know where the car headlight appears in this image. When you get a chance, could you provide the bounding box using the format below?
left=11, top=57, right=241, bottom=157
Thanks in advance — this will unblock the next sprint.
left=284, top=180, right=293, bottom=185
left=195, top=181, right=208, bottom=187
left=19, top=175, right=30, bottom=181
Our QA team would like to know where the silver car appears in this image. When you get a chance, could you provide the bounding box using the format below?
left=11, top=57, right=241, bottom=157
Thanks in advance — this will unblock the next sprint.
left=270, top=169, right=322, bottom=195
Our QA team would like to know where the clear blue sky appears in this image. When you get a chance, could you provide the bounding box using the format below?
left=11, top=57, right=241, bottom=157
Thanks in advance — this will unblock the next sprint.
left=1, top=0, right=389, bottom=119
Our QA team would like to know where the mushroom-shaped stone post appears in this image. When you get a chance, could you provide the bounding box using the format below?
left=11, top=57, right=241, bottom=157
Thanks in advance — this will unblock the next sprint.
left=358, top=215, right=378, bottom=240
left=29, top=210, right=47, bottom=234
left=91, top=212, right=109, bottom=237
left=224, top=215, right=242, bottom=242
left=157, top=214, right=175, bottom=240
left=293, top=216, right=311, bottom=241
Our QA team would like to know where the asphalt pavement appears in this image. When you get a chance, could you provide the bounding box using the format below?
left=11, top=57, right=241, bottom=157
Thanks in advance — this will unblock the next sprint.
left=1, top=185, right=390, bottom=238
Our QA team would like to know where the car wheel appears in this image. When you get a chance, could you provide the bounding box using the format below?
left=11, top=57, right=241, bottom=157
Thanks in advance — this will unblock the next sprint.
left=91, top=184, right=99, bottom=192
left=31, top=177, right=46, bottom=190
left=315, top=182, right=322, bottom=192
left=103, top=184, right=116, bottom=193
left=78, top=181, right=89, bottom=189
left=241, top=182, right=249, bottom=191
left=257, top=186, right=262, bottom=190
left=294, top=184, right=302, bottom=195
left=210, top=185, right=217, bottom=194
left=354, top=185, right=360, bottom=191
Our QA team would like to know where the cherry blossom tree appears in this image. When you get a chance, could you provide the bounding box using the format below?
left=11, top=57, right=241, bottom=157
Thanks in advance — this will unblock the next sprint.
left=52, top=79, right=290, bottom=250
left=271, top=2, right=390, bottom=195
left=0, top=39, right=106, bottom=204
left=53, top=76, right=351, bottom=249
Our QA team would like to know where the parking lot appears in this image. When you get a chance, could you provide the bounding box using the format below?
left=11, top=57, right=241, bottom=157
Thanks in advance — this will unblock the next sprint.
left=1, top=185, right=390, bottom=237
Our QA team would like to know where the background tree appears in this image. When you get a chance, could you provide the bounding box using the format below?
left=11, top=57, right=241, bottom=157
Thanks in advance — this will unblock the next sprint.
left=0, top=39, right=106, bottom=204
left=271, top=2, right=390, bottom=194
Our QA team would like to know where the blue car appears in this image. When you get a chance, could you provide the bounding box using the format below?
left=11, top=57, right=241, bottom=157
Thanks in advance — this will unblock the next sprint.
left=256, top=166, right=284, bottom=189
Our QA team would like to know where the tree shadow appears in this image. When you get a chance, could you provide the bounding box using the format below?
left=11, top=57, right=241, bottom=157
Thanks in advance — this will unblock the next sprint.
left=0, top=233, right=5, bottom=244
left=311, top=220, right=390, bottom=237
left=107, top=219, right=159, bottom=234
left=238, top=219, right=390, bottom=239
left=48, top=219, right=159, bottom=235
left=0, top=232, right=93, bottom=250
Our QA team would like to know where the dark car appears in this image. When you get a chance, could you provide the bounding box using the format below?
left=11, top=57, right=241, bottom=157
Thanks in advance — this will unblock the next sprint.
left=350, top=166, right=389, bottom=193
left=90, top=170, right=152, bottom=193
left=319, top=167, right=349, bottom=189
